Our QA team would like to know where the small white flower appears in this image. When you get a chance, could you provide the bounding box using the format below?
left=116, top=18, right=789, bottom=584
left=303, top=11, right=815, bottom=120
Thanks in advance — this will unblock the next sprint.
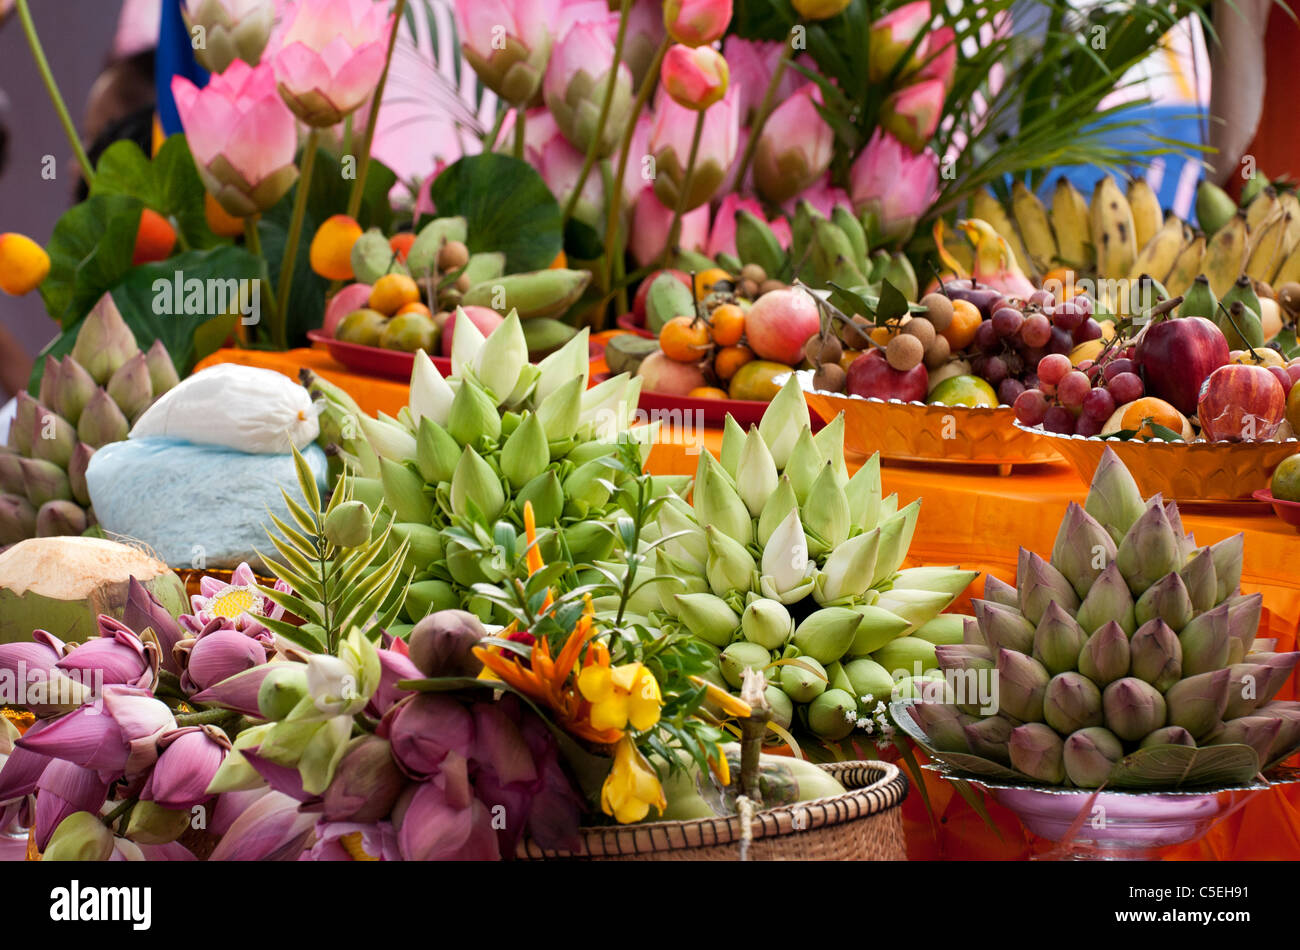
left=843, top=708, right=858, bottom=723
left=860, top=693, right=874, bottom=705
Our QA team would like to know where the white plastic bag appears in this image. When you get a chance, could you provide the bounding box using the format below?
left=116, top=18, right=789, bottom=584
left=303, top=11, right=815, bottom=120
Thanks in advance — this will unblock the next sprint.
left=129, top=364, right=320, bottom=454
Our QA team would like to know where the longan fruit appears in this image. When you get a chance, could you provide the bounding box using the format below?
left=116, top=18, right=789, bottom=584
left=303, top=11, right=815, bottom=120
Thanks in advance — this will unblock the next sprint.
left=886, top=333, right=924, bottom=372
left=920, top=292, right=954, bottom=332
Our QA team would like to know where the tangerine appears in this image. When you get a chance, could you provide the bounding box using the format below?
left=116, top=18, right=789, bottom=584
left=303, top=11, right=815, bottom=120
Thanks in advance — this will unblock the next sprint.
left=688, top=386, right=730, bottom=400
left=940, top=298, right=981, bottom=350
left=133, top=208, right=177, bottom=265
left=389, top=232, right=416, bottom=264
left=0, top=233, right=49, bottom=296
left=369, top=273, right=421, bottom=316
left=709, top=303, right=745, bottom=347
left=397, top=301, right=432, bottom=318
left=660, top=315, right=712, bottom=362
left=204, top=193, right=245, bottom=238
left=310, top=214, right=363, bottom=281
left=694, top=267, right=733, bottom=300
left=1115, top=396, right=1189, bottom=440
left=714, top=344, right=754, bottom=381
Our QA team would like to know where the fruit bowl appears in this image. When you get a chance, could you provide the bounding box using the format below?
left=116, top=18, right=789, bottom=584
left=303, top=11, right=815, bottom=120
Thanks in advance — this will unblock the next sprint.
left=1252, top=488, right=1300, bottom=531
left=795, top=372, right=1060, bottom=471
left=1018, top=422, right=1300, bottom=503
left=592, top=371, right=803, bottom=430
left=614, top=312, right=654, bottom=339
left=307, top=330, right=450, bottom=381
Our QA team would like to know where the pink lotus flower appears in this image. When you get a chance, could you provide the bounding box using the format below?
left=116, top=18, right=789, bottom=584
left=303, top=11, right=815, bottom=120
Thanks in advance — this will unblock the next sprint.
left=182, top=0, right=277, bottom=74
left=707, top=194, right=792, bottom=260
left=57, top=618, right=157, bottom=691
left=880, top=77, right=945, bottom=151
left=177, top=628, right=269, bottom=694
left=662, top=44, right=729, bottom=112
left=650, top=86, right=740, bottom=213
left=544, top=19, right=634, bottom=157
left=365, top=647, right=422, bottom=719
left=0, top=717, right=52, bottom=803
left=663, top=0, right=731, bottom=47
left=34, top=760, right=109, bottom=851
left=785, top=173, right=852, bottom=220
left=0, top=632, right=84, bottom=717
left=171, top=61, right=299, bottom=217
left=392, top=752, right=499, bottom=860
left=623, top=0, right=666, bottom=87
left=143, top=725, right=231, bottom=810
left=321, top=735, right=405, bottom=822
left=850, top=128, right=939, bottom=244
left=385, top=694, right=475, bottom=780
left=124, top=578, right=186, bottom=677
left=723, top=37, right=805, bottom=125
left=753, top=83, right=834, bottom=204
left=455, top=0, right=559, bottom=106
left=16, top=686, right=174, bottom=777
left=307, top=819, right=400, bottom=860
left=269, top=0, right=395, bottom=127
left=918, top=26, right=957, bottom=93
left=868, top=1, right=933, bottom=83
left=209, top=789, right=317, bottom=860
left=184, top=562, right=287, bottom=639
left=630, top=189, right=710, bottom=268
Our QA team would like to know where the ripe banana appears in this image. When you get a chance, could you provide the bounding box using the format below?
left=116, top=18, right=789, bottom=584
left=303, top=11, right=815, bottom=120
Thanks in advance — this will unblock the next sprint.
left=1128, top=213, right=1187, bottom=283
left=1050, top=176, right=1093, bottom=271
left=1164, top=234, right=1206, bottom=298
left=1011, top=181, right=1057, bottom=277
left=972, top=189, right=1033, bottom=278
left=1127, top=177, right=1164, bottom=252
left=1278, top=191, right=1300, bottom=255
left=460, top=269, right=591, bottom=319
left=1090, top=176, right=1138, bottom=280
left=1244, top=210, right=1293, bottom=284
left=1272, top=238, right=1300, bottom=287
left=1203, top=211, right=1248, bottom=298
left=1244, top=185, right=1280, bottom=235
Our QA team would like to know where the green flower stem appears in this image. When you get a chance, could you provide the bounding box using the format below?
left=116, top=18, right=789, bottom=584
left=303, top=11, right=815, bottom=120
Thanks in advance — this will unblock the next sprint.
left=731, top=42, right=793, bottom=196
left=483, top=107, right=508, bottom=152
left=601, top=159, right=629, bottom=316
left=15, top=0, right=95, bottom=186
left=561, top=0, right=632, bottom=228
left=244, top=215, right=280, bottom=346
left=660, top=111, right=706, bottom=270
left=276, top=129, right=321, bottom=348
left=513, top=107, right=527, bottom=160
left=175, top=708, right=240, bottom=728
left=101, top=797, right=137, bottom=831
left=345, top=0, right=408, bottom=221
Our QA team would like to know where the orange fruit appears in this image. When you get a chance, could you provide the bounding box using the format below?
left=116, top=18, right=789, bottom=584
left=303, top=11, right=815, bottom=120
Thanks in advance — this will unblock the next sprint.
left=869, top=326, right=895, bottom=347
left=369, top=273, right=421, bottom=316
left=204, top=193, right=245, bottom=238
left=389, top=232, right=416, bottom=263
left=0, top=233, right=49, bottom=296
left=660, top=315, right=712, bottom=362
left=839, top=349, right=861, bottom=373
left=689, top=386, right=730, bottom=400
left=709, top=303, right=745, bottom=347
left=132, top=208, right=177, bottom=265
left=550, top=249, right=568, bottom=269
left=310, top=214, right=363, bottom=281
left=1114, top=397, right=1189, bottom=440
left=1042, top=267, right=1081, bottom=302
left=397, top=301, right=431, bottom=318
left=714, top=344, right=754, bottom=381
left=941, top=298, right=981, bottom=350
left=694, top=267, right=733, bottom=301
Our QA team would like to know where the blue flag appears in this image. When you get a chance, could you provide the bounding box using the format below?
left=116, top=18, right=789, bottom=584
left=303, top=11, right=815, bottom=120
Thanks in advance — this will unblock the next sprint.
left=155, top=0, right=209, bottom=136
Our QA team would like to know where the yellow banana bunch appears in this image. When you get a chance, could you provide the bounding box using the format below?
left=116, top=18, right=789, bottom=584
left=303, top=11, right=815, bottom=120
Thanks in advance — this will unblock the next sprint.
left=1244, top=186, right=1280, bottom=234
left=972, top=189, right=1034, bottom=279
left=1244, top=209, right=1294, bottom=284
left=1164, top=235, right=1206, bottom=298
left=1128, top=213, right=1187, bottom=283
left=1127, top=177, right=1164, bottom=252
left=1050, top=176, right=1093, bottom=271
left=1090, top=176, right=1137, bottom=283
left=1203, top=211, right=1248, bottom=298
left=1011, top=181, right=1057, bottom=276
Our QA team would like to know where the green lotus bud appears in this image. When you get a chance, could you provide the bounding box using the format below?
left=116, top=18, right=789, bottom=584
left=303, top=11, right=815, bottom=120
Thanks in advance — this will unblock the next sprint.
left=792, top=607, right=862, bottom=665
left=845, top=452, right=882, bottom=530
left=826, top=660, right=855, bottom=696
left=874, top=590, right=951, bottom=636
left=1255, top=701, right=1300, bottom=763
left=1009, top=722, right=1066, bottom=783
left=323, top=500, right=372, bottom=549
left=1129, top=618, right=1182, bottom=692
left=1180, top=547, right=1218, bottom=614
left=258, top=664, right=310, bottom=720
left=1222, top=662, right=1271, bottom=720
left=843, top=657, right=894, bottom=706
left=756, top=474, right=798, bottom=548
left=516, top=470, right=564, bottom=525
left=974, top=600, right=1035, bottom=655
left=55, top=356, right=97, bottom=426
left=706, top=526, right=757, bottom=597
left=404, top=579, right=459, bottom=621
left=1084, top=447, right=1146, bottom=544
left=913, top=614, right=967, bottom=646
left=1140, top=725, right=1195, bottom=748
left=20, top=457, right=72, bottom=507
left=741, top=597, right=792, bottom=650
left=759, top=508, right=814, bottom=604
left=871, top=635, right=938, bottom=678
left=1062, top=726, right=1123, bottom=787
left=780, top=655, right=828, bottom=703
left=562, top=521, right=616, bottom=563
left=10, top=391, right=36, bottom=454
left=76, top=388, right=129, bottom=448
left=565, top=439, right=618, bottom=466
left=1204, top=715, right=1281, bottom=766
left=1116, top=503, right=1180, bottom=596
left=893, top=567, right=980, bottom=599
left=872, top=500, right=921, bottom=586
left=992, top=648, right=1048, bottom=722
left=813, top=528, right=880, bottom=605
left=144, top=339, right=180, bottom=395
left=807, top=688, right=857, bottom=740
left=812, top=412, right=849, bottom=487
left=1208, top=534, right=1244, bottom=603
left=106, top=352, right=153, bottom=422
left=38, top=355, right=60, bottom=410
left=657, top=497, right=707, bottom=570
left=28, top=407, right=76, bottom=470
left=499, top=412, right=549, bottom=488
left=1223, top=592, right=1264, bottom=664
left=696, top=453, right=752, bottom=547
left=0, top=452, right=23, bottom=496
left=1102, top=676, right=1167, bottom=741
left=124, top=800, right=191, bottom=845
left=758, top=374, right=812, bottom=470
left=380, top=458, right=434, bottom=524
left=72, top=293, right=138, bottom=385
left=36, top=500, right=88, bottom=538
left=1050, top=502, right=1119, bottom=598
left=447, top=377, right=502, bottom=446
left=801, top=462, right=850, bottom=556
left=1016, top=549, right=1081, bottom=626
left=536, top=375, right=583, bottom=443
left=450, top=447, right=505, bottom=521
left=656, top=551, right=709, bottom=617
left=66, top=442, right=93, bottom=506
left=720, top=641, right=771, bottom=689
left=846, top=604, right=910, bottom=655
left=764, top=685, right=794, bottom=731
left=675, top=592, right=741, bottom=647
left=983, top=574, right=1019, bottom=608
left=736, top=425, right=778, bottom=517
left=963, top=715, right=1014, bottom=764
left=1254, top=652, right=1300, bottom=706
left=475, top=311, right=529, bottom=404
left=1078, top=620, right=1130, bottom=686
left=719, top=413, right=746, bottom=476
left=0, top=493, right=37, bottom=545
left=414, top=417, right=460, bottom=485
left=1044, top=672, right=1104, bottom=734
left=1075, top=562, right=1136, bottom=636
left=783, top=427, right=824, bottom=506
left=1178, top=602, right=1231, bottom=677
left=41, top=811, right=115, bottom=861
left=907, top=702, right=973, bottom=752
left=1165, top=669, right=1231, bottom=738
left=563, top=459, right=613, bottom=517
left=1134, top=571, right=1194, bottom=633
left=1032, top=601, right=1088, bottom=676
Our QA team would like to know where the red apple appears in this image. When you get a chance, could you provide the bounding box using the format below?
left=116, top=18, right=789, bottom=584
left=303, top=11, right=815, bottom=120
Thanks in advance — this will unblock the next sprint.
left=1197, top=363, right=1286, bottom=442
left=941, top=279, right=1004, bottom=319
left=1269, top=365, right=1295, bottom=398
left=440, top=305, right=504, bottom=357
left=745, top=287, right=821, bottom=365
left=846, top=349, right=929, bottom=403
left=1135, top=316, right=1230, bottom=417
left=632, top=269, right=691, bottom=326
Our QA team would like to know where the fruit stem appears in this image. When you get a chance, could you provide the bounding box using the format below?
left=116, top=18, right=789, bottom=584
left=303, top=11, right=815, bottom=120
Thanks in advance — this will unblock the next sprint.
left=345, top=0, right=407, bottom=221
left=15, top=0, right=95, bottom=186
left=660, top=111, right=706, bottom=270
left=276, top=129, right=322, bottom=348
left=732, top=40, right=793, bottom=196
left=1217, top=300, right=1264, bottom=363
left=243, top=216, right=280, bottom=347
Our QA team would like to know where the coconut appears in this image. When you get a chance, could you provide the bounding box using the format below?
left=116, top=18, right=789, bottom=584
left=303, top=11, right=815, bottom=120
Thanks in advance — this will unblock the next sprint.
left=0, top=536, right=187, bottom=644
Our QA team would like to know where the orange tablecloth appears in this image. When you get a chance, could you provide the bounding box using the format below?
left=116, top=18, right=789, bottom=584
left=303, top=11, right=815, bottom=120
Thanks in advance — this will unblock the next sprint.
left=200, top=345, right=1300, bottom=860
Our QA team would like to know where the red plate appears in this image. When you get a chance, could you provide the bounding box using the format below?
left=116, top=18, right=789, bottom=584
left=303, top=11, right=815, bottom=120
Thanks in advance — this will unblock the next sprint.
left=1253, top=488, right=1300, bottom=531
left=308, top=330, right=449, bottom=380
left=615, top=312, right=654, bottom=338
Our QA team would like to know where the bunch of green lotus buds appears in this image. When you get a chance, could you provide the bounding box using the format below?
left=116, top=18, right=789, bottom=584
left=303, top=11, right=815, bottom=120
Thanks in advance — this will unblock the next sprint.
left=906, top=447, right=1300, bottom=789
left=307, top=309, right=687, bottom=627
left=635, top=376, right=977, bottom=743
left=0, top=294, right=178, bottom=545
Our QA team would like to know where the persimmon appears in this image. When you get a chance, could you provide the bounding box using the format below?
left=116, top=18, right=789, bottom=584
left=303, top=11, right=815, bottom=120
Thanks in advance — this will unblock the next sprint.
left=709, top=303, right=745, bottom=347
left=133, top=208, right=177, bottom=265
left=660, top=315, right=712, bottom=362
left=310, top=214, right=362, bottom=281
left=369, top=273, right=421, bottom=316
left=389, top=232, right=416, bottom=264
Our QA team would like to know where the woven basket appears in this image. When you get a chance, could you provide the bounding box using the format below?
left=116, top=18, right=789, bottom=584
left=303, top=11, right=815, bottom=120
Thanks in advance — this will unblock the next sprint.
left=518, top=760, right=908, bottom=861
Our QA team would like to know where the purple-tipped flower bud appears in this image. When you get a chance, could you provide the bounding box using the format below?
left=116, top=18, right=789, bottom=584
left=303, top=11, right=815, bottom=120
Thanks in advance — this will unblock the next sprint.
left=1165, top=669, right=1231, bottom=739
left=407, top=609, right=487, bottom=678
left=1134, top=571, right=1194, bottom=633
left=66, top=443, right=94, bottom=507
left=105, top=352, right=153, bottom=423
left=143, top=725, right=231, bottom=810
left=1130, top=618, right=1183, bottom=692
left=1223, top=593, right=1264, bottom=665
left=1178, top=603, right=1232, bottom=677
left=321, top=735, right=406, bottom=822
left=122, top=576, right=185, bottom=676
left=1032, top=600, right=1088, bottom=676
left=934, top=643, right=993, bottom=673
left=1078, top=620, right=1130, bottom=687
left=1223, top=662, right=1270, bottom=720
left=1254, top=701, right=1300, bottom=763
left=1044, top=671, right=1104, bottom=734
left=1256, top=652, right=1300, bottom=706
left=38, top=356, right=61, bottom=410
left=1017, top=548, right=1080, bottom=625
left=1009, top=722, right=1066, bottom=783
left=1062, top=726, right=1123, bottom=788
left=963, top=715, right=1014, bottom=765
left=0, top=493, right=36, bottom=545
left=1203, top=715, right=1282, bottom=766
left=1208, top=534, right=1244, bottom=603
left=906, top=702, right=973, bottom=753
left=1102, top=676, right=1167, bottom=741
left=71, top=293, right=138, bottom=385
left=19, top=457, right=72, bottom=508
left=180, top=628, right=267, bottom=693
left=997, top=648, right=1050, bottom=722
left=76, top=388, right=129, bottom=449
left=1075, top=562, right=1136, bottom=636
left=386, top=693, right=475, bottom=780
left=982, top=574, right=1019, bottom=608
left=55, top=356, right=97, bottom=426
left=144, top=340, right=180, bottom=396
left=1140, top=725, right=1195, bottom=748
left=28, top=407, right=75, bottom=469
left=974, top=599, right=1035, bottom=655
left=1180, top=547, right=1219, bottom=614
left=1116, top=502, right=1180, bottom=596
left=35, top=500, right=87, bottom=538
left=0, top=452, right=24, bottom=495
left=1084, top=448, right=1146, bottom=543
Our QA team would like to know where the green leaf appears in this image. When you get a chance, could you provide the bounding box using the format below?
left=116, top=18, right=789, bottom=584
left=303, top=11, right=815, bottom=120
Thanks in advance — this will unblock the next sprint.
left=39, top=194, right=142, bottom=329
left=306, top=150, right=398, bottom=234
left=875, top=280, right=911, bottom=324
left=258, top=614, right=325, bottom=651
left=280, top=489, right=320, bottom=536
left=256, top=549, right=324, bottom=603
left=266, top=512, right=317, bottom=557
left=428, top=153, right=563, bottom=273
left=258, top=585, right=323, bottom=628
left=291, top=444, right=322, bottom=513
left=90, top=136, right=223, bottom=251
left=926, top=749, right=1030, bottom=783
left=1107, top=743, right=1262, bottom=789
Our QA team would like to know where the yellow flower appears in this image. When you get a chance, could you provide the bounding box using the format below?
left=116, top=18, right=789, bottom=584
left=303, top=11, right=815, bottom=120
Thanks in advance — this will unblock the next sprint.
left=578, top=662, right=662, bottom=733
left=601, top=736, right=667, bottom=824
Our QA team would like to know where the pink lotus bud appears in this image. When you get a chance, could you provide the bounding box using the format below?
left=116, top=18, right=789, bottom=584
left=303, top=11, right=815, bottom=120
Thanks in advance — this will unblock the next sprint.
left=190, top=663, right=278, bottom=717
left=868, top=1, right=933, bottom=83
left=321, top=735, right=406, bottom=822
left=650, top=86, right=740, bottom=213
left=0, top=717, right=53, bottom=802
left=34, top=759, right=109, bottom=851
left=268, top=0, right=395, bottom=127
left=850, top=128, right=939, bottom=244
left=366, top=647, right=422, bottom=718
left=722, top=37, right=804, bottom=125
left=454, top=0, right=559, bottom=106
left=663, top=0, right=732, bottom=47
left=706, top=194, right=792, bottom=260
left=471, top=701, right=537, bottom=786
left=917, top=26, right=957, bottom=92
left=544, top=20, right=633, bottom=157
left=623, top=0, right=666, bottom=87
left=630, top=189, right=710, bottom=268
left=171, top=61, right=298, bottom=217
left=0, top=633, right=84, bottom=717
left=661, top=44, right=729, bottom=111
left=17, top=686, right=173, bottom=776
left=57, top=619, right=157, bottom=690
left=392, top=752, right=499, bottom=860
left=179, top=628, right=267, bottom=693
left=753, top=84, right=834, bottom=204
left=385, top=694, right=475, bottom=780
left=208, top=788, right=316, bottom=860
left=879, top=77, right=945, bottom=152
left=124, top=576, right=185, bottom=677
left=143, top=725, right=232, bottom=810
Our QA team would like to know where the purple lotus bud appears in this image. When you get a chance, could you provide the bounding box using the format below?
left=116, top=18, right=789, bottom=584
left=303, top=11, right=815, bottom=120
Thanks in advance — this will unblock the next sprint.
left=0, top=493, right=36, bottom=546
left=407, top=609, right=487, bottom=678
left=1077, top=620, right=1130, bottom=687
left=191, top=664, right=277, bottom=718
left=0, top=717, right=54, bottom=801
left=393, top=765, right=500, bottom=861
left=321, top=735, right=406, bottom=823
left=35, top=500, right=87, bottom=538
left=0, top=634, right=88, bottom=717
left=55, top=356, right=97, bottom=427
left=1009, top=722, right=1066, bottom=783
left=143, top=725, right=231, bottom=810
left=1032, top=601, right=1088, bottom=676
left=1017, top=549, right=1080, bottom=626
left=1134, top=571, right=1194, bottom=633
left=996, top=648, right=1050, bottom=722
left=1179, top=547, right=1218, bottom=614
left=38, top=356, right=61, bottom=411
left=1044, top=671, right=1104, bottom=735
left=29, top=408, right=76, bottom=469
left=1101, top=676, right=1167, bottom=742
left=1165, top=669, right=1231, bottom=738
left=385, top=694, right=475, bottom=780
left=1084, top=448, right=1146, bottom=543
left=20, top=456, right=72, bottom=508
left=75, top=388, right=129, bottom=449
left=366, top=646, right=422, bottom=719
left=1223, top=662, right=1270, bottom=720
left=1204, top=715, right=1282, bottom=766
left=0, top=452, right=25, bottom=495
left=17, top=685, right=172, bottom=775
left=11, top=392, right=37, bottom=454
left=57, top=619, right=157, bottom=690
left=472, top=699, right=538, bottom=786
left=180, top=628, right=266, bottom=693
left=41, top=810, right=115, bottom=862
left=982, top=575, right=1018, bottom=608
left=1140, top=725, right=1195, bottom=748
left=144, top=340, right=180, bottom=396
left=1075, top=562, right=1136, bottom=636
left=1130, top=618, right=1183, bottom=692
left=934, top=643, right=993, bottom=673
left=906, top=702, right=973, bottom=753
left=1049, top=503, right=1117, bottom=599
left=70, top=293, right=138, bottom=385
left=1256, top=652, right=1300, bottom=705
left=62, top=443, right=93, bottom=508
left=1178, top=603, right=1231, bottom=677
left=963, top=715, right=1014, bottom=765
left=208, top=789, right=316, bottom=861
left=106, top=352, right=153, bottom=424
left=1222, top=593, right=1263, bottom=665
left=34, top=759, right=110, bottom=851
left=974, top=600, right=1035, bottom=655
left=123, top=576, right=185, bottom=676
left=1255, top=701, right=1300, bottom=764
left=1062, top=726, right=1123, bottom=787
left=1208, top=534, right=1244, bottom=603
left=962, top=615, right=985, bottom=646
